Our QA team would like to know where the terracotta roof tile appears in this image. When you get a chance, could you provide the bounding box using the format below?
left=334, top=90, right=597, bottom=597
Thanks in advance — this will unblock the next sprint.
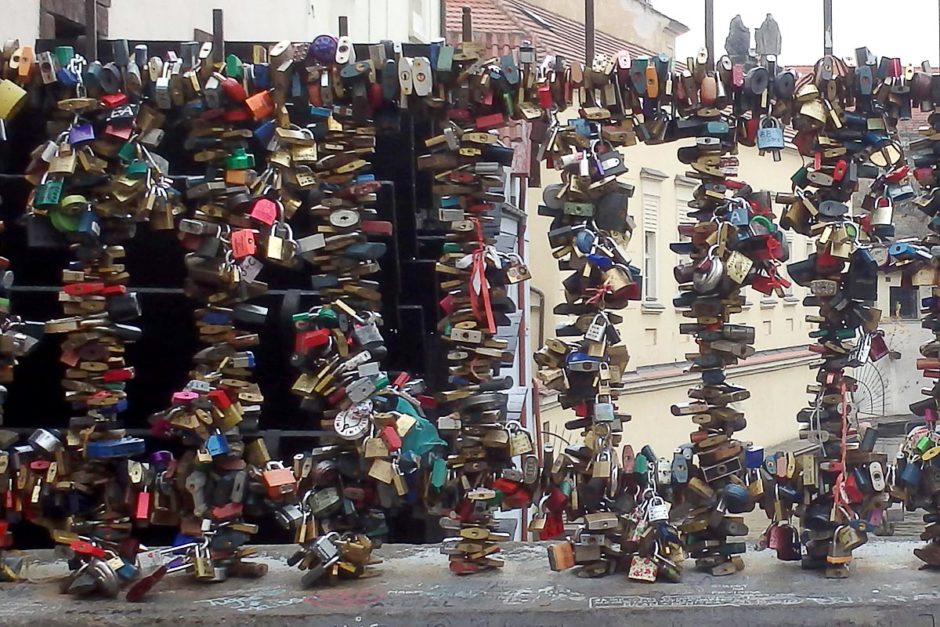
left=445, top=0, right=663, bottom=64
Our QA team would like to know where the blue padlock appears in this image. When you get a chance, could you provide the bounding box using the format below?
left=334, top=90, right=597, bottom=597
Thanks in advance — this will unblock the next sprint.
left=201, top=310, right=231, bottom=325
left=568, top=118, right=592, bottom=137
left=78, top=210, right=100, bottom=239
left=745, top=443, right=764, bottom=469
left=354, top=173, right=376, bottom=183
left=728, top=202, right=749, bottom=226
left=86, top=437, right=146, bottom=459
left=901, top=460, right=922, bottom=486
left=586, top=253, right=613, bottom=270
left=206, top=433, right=230, bottom=457
left=574, top=229, right=595, bottom=254
left=254, top=119, right=276, bottom=145
left=309, top=106, right=332, bottom=119
left=253, top=63, right=271, bottom=90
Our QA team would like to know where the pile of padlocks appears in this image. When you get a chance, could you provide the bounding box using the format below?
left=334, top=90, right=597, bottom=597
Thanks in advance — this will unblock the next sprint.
left=525, top=53, right=686, bottom=580
left=1, top=27, right=938, bottom=596
left=664, top=56, right=790, bottom=577
left=888, top=75, right=940, bottom=567
left=766, top=49, right=911, bottom=577
left=412, top=41, right=535, bottom=575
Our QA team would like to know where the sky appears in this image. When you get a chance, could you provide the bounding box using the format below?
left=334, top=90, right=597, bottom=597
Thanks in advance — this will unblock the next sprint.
left=652, top=0, right=940, bottom=67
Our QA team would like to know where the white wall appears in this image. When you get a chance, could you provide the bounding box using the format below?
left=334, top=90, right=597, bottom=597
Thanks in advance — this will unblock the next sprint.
left=108, top=0, right=439, bottom=43
left=0, top=1, right=41, bottom=47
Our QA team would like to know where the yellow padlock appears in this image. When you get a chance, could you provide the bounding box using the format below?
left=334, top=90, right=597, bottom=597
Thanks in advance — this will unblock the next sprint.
left=0, top=79, right=27, bottom=121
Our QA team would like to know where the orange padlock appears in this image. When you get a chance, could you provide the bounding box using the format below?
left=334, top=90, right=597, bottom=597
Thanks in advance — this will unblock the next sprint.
left=245, top=90, right=274, bottom=120
left=261, top=461, right=297, bottom=500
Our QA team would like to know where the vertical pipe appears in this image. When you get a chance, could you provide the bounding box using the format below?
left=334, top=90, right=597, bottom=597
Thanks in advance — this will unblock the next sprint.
left=84, top=0, right=98, bottom=61
left=824, top=0, right=834, bottom=55
left=705, top=0, right=715, bottom=71
left=212, top=9, right=224, bottom=65
left=585, top=0, right=595, bottom=66
left=440, top=0, right=448, bottom=40
left=462, top=7, right=472, bottom=42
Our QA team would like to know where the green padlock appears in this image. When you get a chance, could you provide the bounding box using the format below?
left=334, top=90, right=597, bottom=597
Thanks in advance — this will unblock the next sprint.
left=55, top=46, right=75, bottom=67
left=225, top=147, right=255, bottom=170
left=117, top=141, right=137, bottom=163
left=443, top=242, right=461, bottom=253
left=316, top=307, right=338, bottom=326
left=225, top=53, right=243, bottom=79
left=126, top=160, right=150, bottom=178
left=635, top=454, right=649, bottom=475
left=916, top=435, right=932, bottom=453
left=33, top=179, right=64, bottom=208
left=431, top=457, right=447, bottom=488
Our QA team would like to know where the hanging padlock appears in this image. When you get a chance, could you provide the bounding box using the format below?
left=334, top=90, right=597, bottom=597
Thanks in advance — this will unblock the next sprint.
left=756, top=116, right=785, bottom=161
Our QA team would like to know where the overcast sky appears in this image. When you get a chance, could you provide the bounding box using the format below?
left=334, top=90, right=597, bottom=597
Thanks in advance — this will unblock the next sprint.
left=652, top=0, right=940, bottom=67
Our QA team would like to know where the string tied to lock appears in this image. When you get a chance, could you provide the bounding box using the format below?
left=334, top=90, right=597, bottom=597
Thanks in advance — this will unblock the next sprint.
left=468, top=218, right=496, bottom=334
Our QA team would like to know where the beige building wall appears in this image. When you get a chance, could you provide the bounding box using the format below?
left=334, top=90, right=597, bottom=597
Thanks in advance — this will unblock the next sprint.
left=529, top=131, right=817, bottom=455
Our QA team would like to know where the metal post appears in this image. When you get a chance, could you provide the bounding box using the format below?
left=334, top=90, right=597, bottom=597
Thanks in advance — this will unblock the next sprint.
left=338, top=16, right=349, bottom=38
left=585, top=0, right=595, bottom=65
left=440, top=0, right=447, bottom=40
left=462, top=7, right=472, bottom=42
left=824, top=0, right=833, bottom=55
left=212, top=9, right=224, bottom=65
left=704, top=0, right=714, bottom=70
left=84, top=0, right=98, bottom=61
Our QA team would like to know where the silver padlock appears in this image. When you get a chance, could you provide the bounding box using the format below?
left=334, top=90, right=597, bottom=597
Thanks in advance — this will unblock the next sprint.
left=584, top=313, right=607, bottom=342
left=647, top=495, right=670, bottom=522
left=594, top=395, right=615, bottom=422
left=756, top=115, right=785, bottom=161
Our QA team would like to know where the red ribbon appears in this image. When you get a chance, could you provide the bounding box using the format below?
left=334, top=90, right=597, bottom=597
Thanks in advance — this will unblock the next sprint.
left=468, top=218, right=496, bottom=334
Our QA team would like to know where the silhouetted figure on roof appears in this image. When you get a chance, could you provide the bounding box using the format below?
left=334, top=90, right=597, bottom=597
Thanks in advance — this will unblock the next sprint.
left=725, top=15, right=750, bottom=65
left=755, top=13, right=782, bottom=60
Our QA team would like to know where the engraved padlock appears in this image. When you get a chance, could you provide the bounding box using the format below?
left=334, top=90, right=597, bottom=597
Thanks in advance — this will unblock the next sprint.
left=647, top=495, right=670, bottom=522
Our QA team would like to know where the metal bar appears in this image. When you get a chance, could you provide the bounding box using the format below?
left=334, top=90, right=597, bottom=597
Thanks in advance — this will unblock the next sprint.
left=84, top=0, right=98, bottom=61
left=338, top=16, right=349, bottom=38
left=440, top=0, right=447, bottom=40
left=212, top=9, right=224, bottom=64
left=585, top=0, right=595, bottom=66
left=704, top=0, right=715, bottom=71
left=824, top=0, right=834, bottom=55
left=0, top=427, right=333, bottom=438
left=462, top=7, right=472, bottom=42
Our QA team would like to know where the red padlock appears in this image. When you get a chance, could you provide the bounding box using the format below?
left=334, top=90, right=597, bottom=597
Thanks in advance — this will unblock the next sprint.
left=381, top=425, right=402, bottom=451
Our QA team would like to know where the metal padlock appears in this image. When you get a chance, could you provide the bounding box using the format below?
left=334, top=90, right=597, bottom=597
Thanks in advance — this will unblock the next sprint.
left=647, top=496, right=670, bottom=522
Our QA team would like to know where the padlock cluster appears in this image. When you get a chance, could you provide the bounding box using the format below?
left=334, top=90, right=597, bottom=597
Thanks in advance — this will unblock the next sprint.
left=525, top=52, right=692, bottom=579
left=763, top=49, right=911, bottom=577
left=892, top=425, right=940, bottom=567
left=400, top=39, right=536, bottom=575
left=667, top=54, right=795, bottom=575
left=287, top=299, right=420, bottom=586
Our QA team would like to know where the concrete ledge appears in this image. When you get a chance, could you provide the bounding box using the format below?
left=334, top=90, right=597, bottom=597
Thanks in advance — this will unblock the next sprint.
left=1, top=541, right=938, bottom=626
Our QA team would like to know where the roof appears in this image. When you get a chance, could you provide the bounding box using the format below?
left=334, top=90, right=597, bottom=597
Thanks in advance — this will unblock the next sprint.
left=445, top=0, right=666, bottom=64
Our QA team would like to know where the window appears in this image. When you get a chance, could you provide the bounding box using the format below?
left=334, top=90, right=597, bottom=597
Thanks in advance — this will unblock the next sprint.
left=890, top=286, right=918, bottom=319
left=644, top=230, right=657, bottom=301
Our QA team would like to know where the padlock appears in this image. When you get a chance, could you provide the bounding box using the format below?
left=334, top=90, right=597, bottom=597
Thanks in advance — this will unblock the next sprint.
left=262, top=461, right=298, bottom=499
left=756, top=116, right=785, bottom=161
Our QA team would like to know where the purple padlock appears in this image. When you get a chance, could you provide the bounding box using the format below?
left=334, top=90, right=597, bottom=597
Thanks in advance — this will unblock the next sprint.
left=69, top=122, right=95, bottom=145
left=309, top=34, right=338, bottom=65
left=150, top=450, right=174, bottom=467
